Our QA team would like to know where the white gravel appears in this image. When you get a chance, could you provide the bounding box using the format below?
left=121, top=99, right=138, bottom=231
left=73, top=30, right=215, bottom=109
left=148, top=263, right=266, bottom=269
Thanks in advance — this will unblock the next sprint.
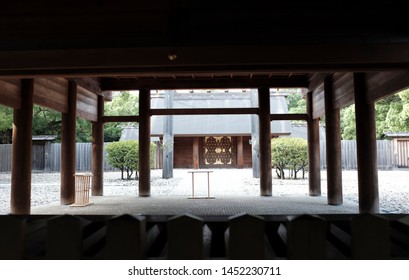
left=1, top=169, right=409, bottom=214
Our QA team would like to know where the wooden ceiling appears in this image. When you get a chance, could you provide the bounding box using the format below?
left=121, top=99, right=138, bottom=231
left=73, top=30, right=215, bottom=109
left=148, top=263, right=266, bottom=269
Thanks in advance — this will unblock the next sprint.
left=0, top=0, right=408, bottom=96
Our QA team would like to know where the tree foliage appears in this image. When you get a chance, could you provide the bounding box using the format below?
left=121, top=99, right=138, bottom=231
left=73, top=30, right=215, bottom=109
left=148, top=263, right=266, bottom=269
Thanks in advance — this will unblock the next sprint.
left=0, top=91, right=139, bottom=143
left=271, top=138, right=308, bottom=179
left=287, top=92, right=307, bottom=114
left=104, top=91, right=139, bottom=142
left=340, top=90, right=409, bottom=140
left=106, top=140, right=155, bottom=180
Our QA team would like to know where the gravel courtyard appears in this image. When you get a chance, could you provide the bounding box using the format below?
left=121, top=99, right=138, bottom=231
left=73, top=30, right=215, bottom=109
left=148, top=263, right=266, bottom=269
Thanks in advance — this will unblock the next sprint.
left=1, top=168, right=409, bottom=214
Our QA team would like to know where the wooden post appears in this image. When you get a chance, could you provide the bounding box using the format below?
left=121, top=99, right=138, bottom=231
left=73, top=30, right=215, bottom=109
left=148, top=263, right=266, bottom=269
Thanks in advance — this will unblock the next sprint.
left=228, top=214, right=266, bottom=259
left=237, top=136, right=244, bottom=168
left=324, top=76, right=343, bottom=205
left=351, top=214, right=390, bottom=259
left=287, top=215, right=327, bottom=259
left=61, top=81, right=77, bottom=205
left=354, top=73, right=380, bottom=213
left=10, top=79, right=34, bottom=215
left=250, top=89, right=260, bottom=178
left=307, top=91, right=321, bottom=196
left=258, top=87, right=272, bottom=196
left=0, top=216, right=26, bottom=259
left=193, top=137, right=199, bottom=169
left=46, top=216, right=85, bottom=259
left=162, top=90, right=174, bottom=178
left=104, top=215, right=146, bottom=259
left=139, top=88, right=151, bottom=197
left=168, top=214, right=203, bottom=259
left=92, top=95, right=104, bottom=196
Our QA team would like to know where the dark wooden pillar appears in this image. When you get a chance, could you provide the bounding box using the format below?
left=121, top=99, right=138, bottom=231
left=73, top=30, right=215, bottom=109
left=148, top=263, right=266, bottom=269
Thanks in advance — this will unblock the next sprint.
left=138, top=88, right=151, bottom=197
left=307, top=91, right=321, bottom=196
left=61, top=81, right=77, bottom=205
left=10, top=79, right=34, bottom=214
left=251, top=89, right=260, bottom=178
left=354, top=73, right=379, bottom=213
left=237, top=136, right=244, bottom=169
left=162, top=90, right=174, bottom=179
left=324, top=76, right=343, bottom=205
left=92, top=95, right=104, bottom=196
left=258, top=87, right=272, bottom=196
left=193, top=137, right=200, bottom=169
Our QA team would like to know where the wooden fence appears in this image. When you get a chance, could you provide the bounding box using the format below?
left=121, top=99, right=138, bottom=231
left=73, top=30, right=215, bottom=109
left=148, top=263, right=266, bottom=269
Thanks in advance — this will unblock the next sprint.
left=0, top=140, right=397, bottom=172
left=320, top=140, right=394, bottom=170
left=1, top=213, right=408, bottom=259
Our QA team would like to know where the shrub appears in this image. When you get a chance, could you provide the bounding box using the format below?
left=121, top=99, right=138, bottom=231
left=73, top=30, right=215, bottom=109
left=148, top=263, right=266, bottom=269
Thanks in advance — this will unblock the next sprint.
left=271, top=138, right=308, bottom=179
left=106, top=140, right=156, bottom=180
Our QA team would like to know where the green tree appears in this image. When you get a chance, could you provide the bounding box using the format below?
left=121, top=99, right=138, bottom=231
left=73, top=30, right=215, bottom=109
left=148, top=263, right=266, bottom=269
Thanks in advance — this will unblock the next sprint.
left=340, top=105, right=356, bottom=140
left=106, top=140, right=155, bottom=180
left=32, top=106, right=62, bottom=139
left=106, top=141, right=134, bottom=180
left=0, top=105, right=13, bottom=132
left=104, top=91, right=139, bottom=142
left=287, top=92, right=307, bottom=114
left=271, top=138, right=308, bottom=179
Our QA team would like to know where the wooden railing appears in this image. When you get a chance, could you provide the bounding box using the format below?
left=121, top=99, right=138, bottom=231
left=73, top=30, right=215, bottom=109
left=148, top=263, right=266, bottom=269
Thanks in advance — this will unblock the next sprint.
left=1, top=214, right=409, bottom=260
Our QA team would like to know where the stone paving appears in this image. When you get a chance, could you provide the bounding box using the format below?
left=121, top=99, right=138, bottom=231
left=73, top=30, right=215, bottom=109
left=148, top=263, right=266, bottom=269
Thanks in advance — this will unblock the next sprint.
left=31, top=194, right=359, bottom=216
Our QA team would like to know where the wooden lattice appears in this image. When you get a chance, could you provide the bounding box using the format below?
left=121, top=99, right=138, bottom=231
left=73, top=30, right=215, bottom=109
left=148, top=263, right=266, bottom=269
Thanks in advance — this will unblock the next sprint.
left=203, top=136, right=233, bottom=166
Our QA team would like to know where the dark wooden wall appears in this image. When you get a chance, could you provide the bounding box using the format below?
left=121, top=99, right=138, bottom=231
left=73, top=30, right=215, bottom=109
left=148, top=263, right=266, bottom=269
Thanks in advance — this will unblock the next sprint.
left=174, top=137, right=193, bottom=168
left=173, top=136, right=253, bottom=169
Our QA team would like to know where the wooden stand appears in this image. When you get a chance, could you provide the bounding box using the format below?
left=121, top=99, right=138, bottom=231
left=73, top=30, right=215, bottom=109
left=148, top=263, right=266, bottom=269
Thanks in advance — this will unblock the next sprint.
left=188, top=170, right=215, bottom=199
left=71, top=173, right=93, bottom=207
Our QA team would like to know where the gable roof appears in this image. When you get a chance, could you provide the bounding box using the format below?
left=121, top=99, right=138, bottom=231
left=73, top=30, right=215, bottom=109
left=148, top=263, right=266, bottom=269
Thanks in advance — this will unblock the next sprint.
left=150, top=90, right=291, bottom=136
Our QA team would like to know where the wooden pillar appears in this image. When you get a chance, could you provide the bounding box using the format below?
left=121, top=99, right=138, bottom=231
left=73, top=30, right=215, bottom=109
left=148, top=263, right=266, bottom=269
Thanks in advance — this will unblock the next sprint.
left=92, top=95, right=104, bottom=196
left=61, top=81, right=77, bottom=205
left=258, top=87, right=272, bottom=196
left=354, top=73, right=379, bottom=213
left=250, top=89, right=260, bottom=178
left=10, top=79, right=34, bottom=214
left=307, top=91, right=321, bottom=196
left=193, top=137, right=200, bottom=169
left=138, top=88, right=151, bottom=197
left=162, top=90, right=174, bottom=179
left=237, top=136, right=244, bottom=168
left=324, top=75, right=343, bottom=205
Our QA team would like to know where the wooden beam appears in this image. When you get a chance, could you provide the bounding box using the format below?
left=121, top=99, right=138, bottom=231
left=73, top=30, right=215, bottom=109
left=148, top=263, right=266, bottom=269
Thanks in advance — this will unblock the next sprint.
left=138, top=88, right=151, bottom=197
left=76, top=86, right=98, bottom=122
left=308, top=73, right=326, bottom=92
left=102, top=91, right=113, bottom=101
left=258, top=87, right=272, bottom=196
left=92, top=95, right=104, bottom=196
left=333, top=72, right=355, bottom=109
left=100, top=76, right=309, bottom=91
left=34, top=78, right=68, bottom=113
left=312, top=85, right=325, bottom=119
left=10, top=79, right=34, bottom=214
left=324, top=75, right=343, bottom=205
left=60, top=81, right=77, bottom=205
left=307, top=91, right=321, bottom=196
left=270, top=113, right=308, bottom=121
left=70, top=78, right=101, bottom=95
left=151, top=108, right=258, bottom=116
left=1, top=43, right=409, bottom=77
left=0, top=79, right=21, bottom=109
left=102, top=115, right=139, bottom=123
left=366, top=71, right=409, bottom=103
left=354, top=73, right=379, bottom=213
